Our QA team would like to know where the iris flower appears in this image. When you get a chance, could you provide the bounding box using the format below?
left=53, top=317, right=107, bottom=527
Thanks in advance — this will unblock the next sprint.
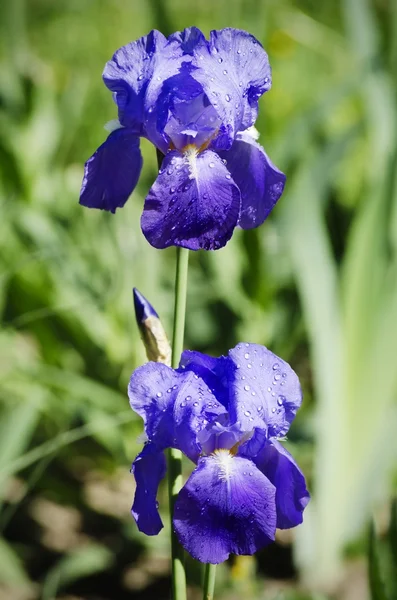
left=80, top=28, right=286, bottom=251
left=128, top=343, right=309, bottom=563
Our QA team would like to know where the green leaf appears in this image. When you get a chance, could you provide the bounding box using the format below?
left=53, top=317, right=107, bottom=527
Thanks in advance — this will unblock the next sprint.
left=368, top=521, right=389, bottom=600
left=0, top=537, right=29, bottom=585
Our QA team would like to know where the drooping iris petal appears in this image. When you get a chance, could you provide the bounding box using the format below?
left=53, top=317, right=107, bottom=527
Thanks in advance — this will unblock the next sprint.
left=79, top=128, right=142, bottom=213
left=180, top=350, right=231, bottom=409
left=128, top=362, right=226, bottom=461
left=228, top=343, right=302, bottom=437
left=174, top=452, right=276, bottom=563
left=103, top=30, right=167, bottom=131
left=191, top=28, right=271, bottom=149
left=218, top=132, right=286, bottom=229
left=253, top=439, right=310, bottom=529
left=131, top=443, right=166, bottom=535
left=141, top=149, right=241, bottom=251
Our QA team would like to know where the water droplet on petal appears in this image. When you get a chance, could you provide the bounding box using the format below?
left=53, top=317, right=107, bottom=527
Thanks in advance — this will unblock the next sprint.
left=218, top=57, right=223, bottom=63
left=244, top=385, right=250, bottom=391
left=193, top=401, right=199, bottom=407
left=244, top=353, right=250, bottom=359
left=225, top=173, right=231, bottom=180
left=223, top=69, right=228, bottom=75
left=247, top=364, right=252, bottom=369
left=271, top=407, right=276, bottom=413
left=209, top=162, right=215, bottom=168
left=277, top=395, right=285, bottom=406
left=225, top=94, right=231, bottom=102
left=156, top=392, right=162, bottom=398
left=186, top=395, right=191, bottom=401
left=273, top=363, right=279, bottom=370
left=138, top=74, right=144, bottom=81
left=244, top=410, right=251, bottom=416
left=237, top=49, right=241, bottom=54
left=251, top=391, right=256, bottom=396
left=167, top=388, right=172, bottom=393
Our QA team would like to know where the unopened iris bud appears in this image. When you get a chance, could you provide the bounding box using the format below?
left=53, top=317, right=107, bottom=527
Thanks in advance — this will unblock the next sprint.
left=133, top=288, right=171, bottom=365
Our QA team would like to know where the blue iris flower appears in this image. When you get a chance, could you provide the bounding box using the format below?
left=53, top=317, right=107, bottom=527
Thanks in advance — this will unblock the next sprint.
left=128, top=343, right=310, bottom=563
left=80, top=28, right=286, bottom=251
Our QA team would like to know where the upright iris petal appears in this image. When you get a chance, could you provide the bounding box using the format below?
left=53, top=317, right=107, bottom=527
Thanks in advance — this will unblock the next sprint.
left=80, top=27, right=286, bottom=251
left=128, top=342, right=309, bottom=563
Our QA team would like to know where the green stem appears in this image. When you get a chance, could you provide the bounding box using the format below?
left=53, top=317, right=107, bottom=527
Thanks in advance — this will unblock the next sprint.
left=168, top=246, right=189, bottom=600
left=203, top=563, right=217, bottom=600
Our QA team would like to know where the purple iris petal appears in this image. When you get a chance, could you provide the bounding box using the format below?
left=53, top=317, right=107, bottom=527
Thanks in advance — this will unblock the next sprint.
left=141, top=149, right=241, bottom=250
left=128, top=362, right=226, bottom=461
left=174, top=452, right=276, bottom=563
left=228, top=343, right=302, bottom=437
left=103, top=30, right=167, bottom=131
left=254, top=439, right=310, bottom=529
left=79, top=128, right=142, bottom=213
left=180, top=350, right=231, bottom=409
left=131, top=443, right=166, bottom=535
left=218, top=132, right=286, bottom=229
left=191, top=28, right=271, bottom=149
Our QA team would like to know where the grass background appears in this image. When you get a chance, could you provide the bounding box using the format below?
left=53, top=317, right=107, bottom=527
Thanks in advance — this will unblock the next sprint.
left=0, top=0, right=396, bottom=598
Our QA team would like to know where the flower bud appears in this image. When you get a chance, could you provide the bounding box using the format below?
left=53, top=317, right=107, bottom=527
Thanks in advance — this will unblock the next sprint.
left=133, top=288, right=171, bottom=365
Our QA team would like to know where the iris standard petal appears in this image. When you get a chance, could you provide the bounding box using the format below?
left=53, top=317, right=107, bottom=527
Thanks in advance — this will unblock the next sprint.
left=103, top=30, right=167, bottom=130
left=218, top=132, right=286, bottom=229
left=141, top=149, right=241, bottom=251
left=254, top=439, right=310, bottom=529
left=191, top=28, right=271, bottom=148
left=174, top=452, right=276, bottom=563
left=228, top=343, right=302, bottom=437
left=79, top=128, right=142, bottom=213
left=128, top=362, right=226, bottom=461
left=131, top=443, right=166, bottom=535
left=180, top=350, right=231, bottom=409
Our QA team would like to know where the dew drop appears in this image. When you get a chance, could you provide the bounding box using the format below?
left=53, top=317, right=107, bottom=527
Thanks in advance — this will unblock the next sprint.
left=225, top=94, right=231, bottom=102
left=225, top=173, right=231, bottom=180
left=244, top=410, right=251, bottom=416
left=237, top=49, right=241, bottom=54
left=251, top=391, right=256, bottom=396
left=193, top=401, right=199, bottom=407
left=170, top=187, right=175, bottom=193
left=267, top=387, right=272, bottom=392
left=156, top=392, right=162, bottom=398
left=223, top=69, right=228, bottom=75
left=244, top=353, right=250, bottom=359
left=180, top=401, right=186, bottom=407
left=218, top=57, right=223, bottom=63
left=282, top=372, right=287, bottom=378
left=247, top=363, right=252, bottom=369
left=271, top=407, right=276, bottom=413
left=236, top=363, right=240, bottom=369
left=167, top=388, right=172, bottom=393
left=274, top=373, right=281, bottom=381
left=186, top=395, right=191, bottom=401
left=244, top=385, right=250, bottom=391
left=209, top=162, right=215, bottom=168
left=137, top=74, right=144, bottom=81
left=277, top=395, right=285, bottom=406
left=272, top=363, right=279, bottom=370
left=203, top=192, right=208, bottom=199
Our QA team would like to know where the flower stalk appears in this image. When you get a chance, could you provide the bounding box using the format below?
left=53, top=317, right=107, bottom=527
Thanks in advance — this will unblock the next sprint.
left=203, top=563, right=217, bottom=600
left=169, top=248, right=189, bottom=600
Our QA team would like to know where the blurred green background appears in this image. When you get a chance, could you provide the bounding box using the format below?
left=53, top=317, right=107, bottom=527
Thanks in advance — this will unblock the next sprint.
left=1, top=0, right=397, bottom=598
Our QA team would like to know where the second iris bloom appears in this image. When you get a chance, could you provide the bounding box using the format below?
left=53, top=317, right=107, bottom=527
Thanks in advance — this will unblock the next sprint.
left=128, top=343, right=310, bottom=564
